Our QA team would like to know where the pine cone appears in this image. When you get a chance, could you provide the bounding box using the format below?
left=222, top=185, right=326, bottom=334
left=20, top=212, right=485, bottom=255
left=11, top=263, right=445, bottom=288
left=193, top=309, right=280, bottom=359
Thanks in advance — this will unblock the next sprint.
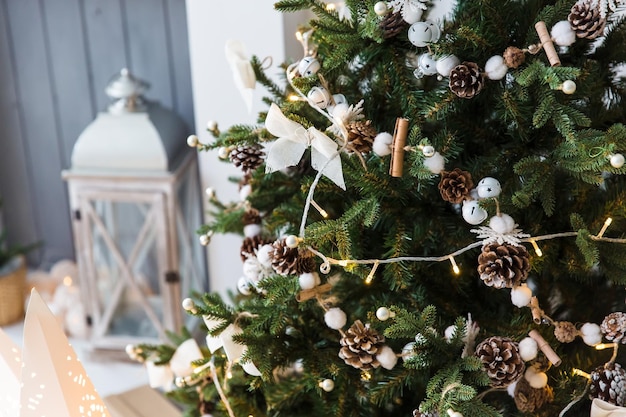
left=601, top=312, right=626, bottom=344
left=380, top=11, right=408, bottom=39
left=346, top=120, right=377, bottom=154
left=438, top=168, right=474, bottom=204
left=449, top=62, right=485, bottom=99
left=568, top=0, right=606, bottom=39
left=229, top=144, right=265, bottom=173
left=339, top=320, right=385, bottom=370
left=476, top=336, right=525, bottom=387
left=503, top=46, right=525, bottom=69
left=294, top=252, right=316, bottom=274
left=477, top=243, right=530, bottom=289
left=243, top=208, right=262, bottom=225
left=269, top=238, right=300, bottom=276
left=514, top=375, right=554, bottom=413
left=240, top=235, right=272, bottom=261
left=589, top=362, right=626, bottom=406
left=554, top=321, right=579, bottom=343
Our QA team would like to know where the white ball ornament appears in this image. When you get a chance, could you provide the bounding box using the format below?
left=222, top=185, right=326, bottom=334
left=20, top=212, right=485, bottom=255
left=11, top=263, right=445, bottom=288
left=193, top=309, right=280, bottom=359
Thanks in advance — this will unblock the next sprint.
left=299, top=272, right=321, bottom=290
left=376, top=307, right=393, bottom=321
left=489, top=213, right=516, bottom=234
left=285, top=235, right=300, bottom=248
left=307, top=86, right=331, bottom=109
left=373, top=132, right=394, bottom=157
left=461, top=200, right=488, bottom=225
left=243, top=223, right=262, bottom=238
left=561, top=80, right=576, bottom=95
left=376, top=345, right=398, bottom=370
left=511, top=284, right=533, bottom=308
left=237, top=277, right=253, bottom=295
left=186, top=134, right=199, bottom=147
left=374, top=1, right=388, bottom=16
left=610, top=153, right=625, bottom=169
left=298, top=56, right=320, bottom=77
left=256, top=244, right=274, bottom=268
left=477, top=177, right=502, bottom=198
left=182, top=298, right=195, bottom=311
left=417, top=53, right=438, bottom=76
left=524, top=368, right=548, bottom=389
left=436, top=55, right=460, bottom=77
left=518, top=337, right=539, bottom=361
left=402, top=7, right=423, bottom=24
left=324, top=307, right=347, bottom=330
left=320, top=379, right=335, bottom=392
left=551, top=20, right=576, bottom=46
left=580, top=322, right=602, bottom=346
left=484, top=55, right=508, bottom=81
left=424, top=152, right=445, bottom=174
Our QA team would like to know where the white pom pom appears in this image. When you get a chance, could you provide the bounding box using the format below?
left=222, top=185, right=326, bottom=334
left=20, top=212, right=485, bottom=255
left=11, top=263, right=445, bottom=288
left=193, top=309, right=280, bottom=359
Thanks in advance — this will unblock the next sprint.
left=436, top=55, right=460, bottom=77
left=331, top=103, right=350, bottom=121
left=489, top=213, right=515, bottom=234
left=524, top=368, right=548, bottom=389
left=424, top=152, right=445, bottom=174
left=581, top=322, right=602, bottom=346
left=243, top=224, right=262, bottom=238
left=551, top=20, right=576, bottom=46
left=402, top=342, right=417, bottom=360
left=299, top=272, right=320, bottom=290
left=611, top=153, right=625, bottom=169
left=239, top=184, right=252, bottom=200
left=324, top=308, right=347, bottom=330
left=511, top=285, right=533, bottom=308
left=507, top=380, right=518, bottom=397
left=485, top=55, right=508, bottom=80
left=444, top=325, right=456, bottom=341
left=373, top=132, right=393, bottom=157
left=377, top=345, right=398, bottom=370
left=242, top=258, right=261, bottom=281
left=256, top=244, right=273, bottom=268
left=182, top=298, right=195, bottom=311
left=237, top=276, right=252, bottom=295
left=518, top=337, right=538, bottom=361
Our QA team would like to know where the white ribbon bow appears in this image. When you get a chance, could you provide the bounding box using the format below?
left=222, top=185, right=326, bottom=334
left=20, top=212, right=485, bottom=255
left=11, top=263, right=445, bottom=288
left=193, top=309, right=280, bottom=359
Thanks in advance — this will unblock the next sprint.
left=265, top=103, right=345, bottom=189
left=225, top=40, right=255, bottom=113
left=591, top=398, right=626, bottom=417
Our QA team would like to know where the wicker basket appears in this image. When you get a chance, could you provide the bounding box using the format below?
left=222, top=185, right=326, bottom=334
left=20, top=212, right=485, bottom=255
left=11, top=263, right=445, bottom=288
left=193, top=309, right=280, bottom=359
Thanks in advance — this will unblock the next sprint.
left=0, top=256, right=26, bottom=326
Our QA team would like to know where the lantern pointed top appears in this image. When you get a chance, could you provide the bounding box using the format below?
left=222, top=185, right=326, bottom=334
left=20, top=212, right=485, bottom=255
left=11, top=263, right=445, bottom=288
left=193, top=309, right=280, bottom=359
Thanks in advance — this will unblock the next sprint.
left=106, top=68, right=149, bottom=114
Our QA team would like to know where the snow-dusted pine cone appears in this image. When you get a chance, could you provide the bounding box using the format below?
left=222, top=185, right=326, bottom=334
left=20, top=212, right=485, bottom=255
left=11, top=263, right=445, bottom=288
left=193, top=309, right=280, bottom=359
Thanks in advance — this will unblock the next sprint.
left=601, top=312, right=626, bottom=344
left=554, top=321, right=579, bottom=343
left=240, top=235, right=272, bottom=261
left=229, top=144, right=265, bottom=172
left=477, top=243, right=530, bottom=289
left=568, top=0, right=606, bottom=39
left=339, top=320, right=385, bottom=370
left=514, top=375, right=554, bottom=413
left=380, top=11, right=407, bottom=39
left=346, top=120, right=377, bottom=154
left=503, top=46, right=525, bottom=69
left=294, top=253, right=316, bottom=274
left=449, top=62, right=485, bottom=99
left=476, top=336, right=525, bottom=387
left=269, top=238, right=300, bottom=276
left=589, top=362, right=626, bottom=406
left=243, top=208, right=261, bottom=225
left=438, top=168, right=474, bottom=204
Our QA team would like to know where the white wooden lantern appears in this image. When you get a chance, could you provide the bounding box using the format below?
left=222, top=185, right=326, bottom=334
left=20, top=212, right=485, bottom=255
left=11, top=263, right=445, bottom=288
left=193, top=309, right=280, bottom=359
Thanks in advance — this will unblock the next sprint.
left=62, top=69, right=206, bottom=351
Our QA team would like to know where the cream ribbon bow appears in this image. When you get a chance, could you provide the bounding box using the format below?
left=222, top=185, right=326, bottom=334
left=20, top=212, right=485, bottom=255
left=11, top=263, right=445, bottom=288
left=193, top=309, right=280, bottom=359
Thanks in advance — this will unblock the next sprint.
left=225, top=40, right=255, bottom=113
left=591, top=398, right=626, bottom=416
left=265, top=103, right=346, bottom=190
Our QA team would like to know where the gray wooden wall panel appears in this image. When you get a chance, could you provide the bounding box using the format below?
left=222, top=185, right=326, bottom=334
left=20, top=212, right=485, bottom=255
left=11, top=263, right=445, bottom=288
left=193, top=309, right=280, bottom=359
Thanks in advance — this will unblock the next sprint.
left=0, top=0, right=39, bottom=260
left=0, top=0, right=194, bottom=269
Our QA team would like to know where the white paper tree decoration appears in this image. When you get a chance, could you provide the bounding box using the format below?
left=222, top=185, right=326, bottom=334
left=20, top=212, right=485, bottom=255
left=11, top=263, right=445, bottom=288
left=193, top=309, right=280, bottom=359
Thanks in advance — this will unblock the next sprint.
left=0, top=328, right=21, bottom=417
left=19, top=289, right=110, bottom=417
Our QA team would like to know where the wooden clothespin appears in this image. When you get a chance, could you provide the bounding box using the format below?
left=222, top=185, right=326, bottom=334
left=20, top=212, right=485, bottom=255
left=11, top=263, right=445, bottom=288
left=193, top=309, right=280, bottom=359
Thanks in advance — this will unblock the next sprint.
left=296, top=282, right=333, bottom=302
left=389, top=118, right=409, bottom=177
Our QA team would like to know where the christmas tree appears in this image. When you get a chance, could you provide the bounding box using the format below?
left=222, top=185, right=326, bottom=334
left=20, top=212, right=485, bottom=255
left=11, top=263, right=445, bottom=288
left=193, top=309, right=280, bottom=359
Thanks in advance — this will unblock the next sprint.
left=128, top=1, right=626, bottom=416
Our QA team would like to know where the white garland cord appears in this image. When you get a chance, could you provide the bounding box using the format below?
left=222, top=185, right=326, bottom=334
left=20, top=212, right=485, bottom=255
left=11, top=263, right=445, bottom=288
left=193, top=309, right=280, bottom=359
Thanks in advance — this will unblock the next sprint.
left=209, top=358, right=236, bottom=417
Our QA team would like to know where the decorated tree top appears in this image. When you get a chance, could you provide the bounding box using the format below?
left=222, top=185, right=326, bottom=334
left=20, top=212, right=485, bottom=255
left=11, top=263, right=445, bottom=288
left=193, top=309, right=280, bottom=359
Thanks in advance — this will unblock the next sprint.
left=133, top=1, right=626, bottom=416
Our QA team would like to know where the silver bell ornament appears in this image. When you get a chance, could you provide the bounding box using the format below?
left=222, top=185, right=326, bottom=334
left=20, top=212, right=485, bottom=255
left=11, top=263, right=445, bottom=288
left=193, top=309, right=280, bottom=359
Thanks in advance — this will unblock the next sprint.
left=476, top=177, right=502, bottom=198
left=403, top=7, right=423, bottom=24
left=416, top=53, right=438, bottom=76
left=436, top=55, right=460, bottom=77
left=298, top=56, right=320, bottom=77
left=307, top=86, right=331, bottom=109
left=408, top=20, right=441, bottom=48
left=462, top=200, right=488, bottom=225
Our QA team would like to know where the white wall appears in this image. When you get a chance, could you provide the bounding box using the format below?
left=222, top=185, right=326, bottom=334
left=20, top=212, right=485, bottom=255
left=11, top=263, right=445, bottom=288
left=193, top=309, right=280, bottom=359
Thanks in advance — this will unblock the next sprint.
left=185, top=0, right=454, bottom=298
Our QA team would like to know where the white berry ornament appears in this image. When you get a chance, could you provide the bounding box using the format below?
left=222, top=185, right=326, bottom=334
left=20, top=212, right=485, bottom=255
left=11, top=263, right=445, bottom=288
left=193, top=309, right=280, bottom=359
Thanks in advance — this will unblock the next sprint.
left=373, top=1, right=388, bottom=16
left=610, top=153, right=625, bottom=169
left=298, top=56, right=320, bottom=77
left=307, top=86, right=331, bottom=109
left=477, top=177, right=502, bottom=198
left=462, top=200, right=488, bottom=225
left=408, top=20, right=441, bottom=48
